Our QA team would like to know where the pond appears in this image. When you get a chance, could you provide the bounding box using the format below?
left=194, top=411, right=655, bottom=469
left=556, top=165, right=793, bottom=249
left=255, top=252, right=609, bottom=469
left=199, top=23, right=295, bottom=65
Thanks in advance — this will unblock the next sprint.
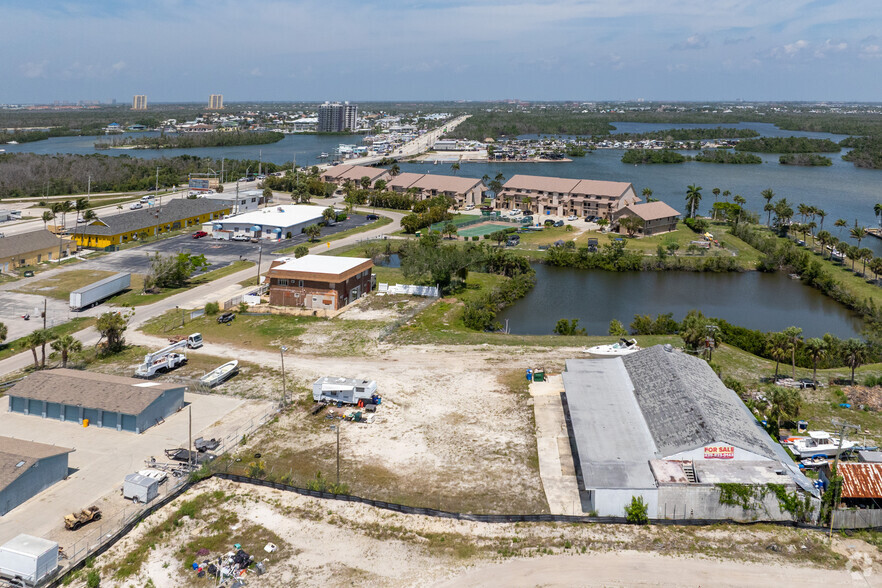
left=497, top=265, right=864, bottom=338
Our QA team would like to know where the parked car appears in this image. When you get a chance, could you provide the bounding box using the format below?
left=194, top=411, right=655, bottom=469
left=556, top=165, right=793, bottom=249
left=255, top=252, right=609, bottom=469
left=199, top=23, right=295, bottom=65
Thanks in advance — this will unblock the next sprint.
left=567, top=215, right=578, bottom=221
left=366, top=214, right=379, bottom=220
left=217, top=312, right=235, bottom=324
left=130, top=202, right=143, bottom=210
left=231, top=234, right=250, bottom=242
left=140, top=195, right=153, bottom=203
left=520, top=216, right=533, bottom=224
left=508, top=209, right=522, bottom=216
left=192, top=231, right=208, bottom=239
left=544, top=219, right=555, bottom=226
left=464, top=204, right=475, bottom=211
left=554, top=220, right=565, bottom=227
left=585, top=215, right=596, bottom=222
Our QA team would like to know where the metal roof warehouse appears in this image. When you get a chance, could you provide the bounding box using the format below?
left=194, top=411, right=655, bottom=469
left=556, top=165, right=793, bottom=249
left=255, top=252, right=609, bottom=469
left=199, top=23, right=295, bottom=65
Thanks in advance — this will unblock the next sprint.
left=5, top=369, right=185, bottom=433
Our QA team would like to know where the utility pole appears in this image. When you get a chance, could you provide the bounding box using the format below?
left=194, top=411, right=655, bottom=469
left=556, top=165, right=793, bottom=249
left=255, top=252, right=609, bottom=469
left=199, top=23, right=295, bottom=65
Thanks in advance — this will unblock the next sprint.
left=155, top=167, right=160, bottom=193
left=256, top=246, right=263, bottom=287
left=828, top=417, right=860, bottom=538
left=280, top=346, right=288, bottom=406
left=188, top=405, right=193, bottom=472
left=87, top=174, right=91, bottom=204
left=42, top=298, right=47, bottom=330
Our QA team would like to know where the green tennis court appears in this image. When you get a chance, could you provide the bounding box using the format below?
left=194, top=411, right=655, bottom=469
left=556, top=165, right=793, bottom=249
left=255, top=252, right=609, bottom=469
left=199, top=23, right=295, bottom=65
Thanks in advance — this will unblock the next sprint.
left=458, top=222, right=513, bottom=237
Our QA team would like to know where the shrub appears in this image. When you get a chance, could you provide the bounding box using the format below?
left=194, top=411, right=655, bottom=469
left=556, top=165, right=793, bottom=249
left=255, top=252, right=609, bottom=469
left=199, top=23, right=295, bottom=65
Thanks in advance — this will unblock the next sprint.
left=625, top=496, right=649, bottom=525
left=204, top=302, right=219, bottom=315
left=86, top=570, right=100, bottom=588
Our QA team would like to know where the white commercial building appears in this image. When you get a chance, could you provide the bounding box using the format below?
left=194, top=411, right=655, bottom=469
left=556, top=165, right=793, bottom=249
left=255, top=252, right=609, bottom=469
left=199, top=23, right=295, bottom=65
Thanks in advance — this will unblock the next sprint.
left=200, top=190, right=262, bottom=215
left=209, top=205, right=325, bottom=241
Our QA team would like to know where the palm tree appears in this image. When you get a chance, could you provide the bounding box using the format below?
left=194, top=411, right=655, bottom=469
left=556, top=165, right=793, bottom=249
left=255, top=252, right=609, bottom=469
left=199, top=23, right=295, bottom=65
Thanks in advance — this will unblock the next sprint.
left=722, top=189, right=731, bottom=203
left=797, top=203, right=810, bottom=223
left=685, top=184, right=702, bottom=219
left=51, top=334, right=82, bottom=368
left=807, top=221, right=817, bottom=247
left=816, top=208, right=827, bottom=230
left=835, top=218, right=847, bottom=238
left=732, top=194, right=746, bottom=225
left=304, top=224, right=322, bottom=242
left=642, top=187, right=653, bottom=201
left=761, top=189, right=775, bottom=226
left=850, top=226, right=867, bottom=250
left=766, top=332, right=789, bottom=380
left=766, top=386, right=801, bottom=431
left=450, top=162, right=460, bottom=175
left=875, top=203, right=882, bottom=228
left=816, top=230, right=830, bottom=256
left=25, top=330, right=51, bottom=370
left=804, top=338, right=826, bottom=388
left=871, top=257, right=882, bottom=285
left=783, top=326, right=803, bottom=380
left=845, top=244, right=860, bottom=271
left=860, top=248, right=874, bottom=276
left=390, top=163, right=400, bottom=177
left=843, top=338, right=868, bottom=384
left=82, top=209, right=97, bottom=225
left=41, top=210, right=54, bottom=231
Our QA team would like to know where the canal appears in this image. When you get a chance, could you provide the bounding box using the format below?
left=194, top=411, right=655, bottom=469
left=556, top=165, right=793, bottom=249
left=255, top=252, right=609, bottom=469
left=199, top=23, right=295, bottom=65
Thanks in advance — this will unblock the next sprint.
left=497, top=265, right=864, bottom=338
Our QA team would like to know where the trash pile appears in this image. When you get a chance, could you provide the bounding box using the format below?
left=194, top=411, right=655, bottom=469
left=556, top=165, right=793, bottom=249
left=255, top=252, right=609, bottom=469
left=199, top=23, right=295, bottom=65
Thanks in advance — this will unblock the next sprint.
left=189, top=543, right=272, bottom=583
left=325, top=407, right=377, bottom=423
left=844, top=386, right=882, bottom=412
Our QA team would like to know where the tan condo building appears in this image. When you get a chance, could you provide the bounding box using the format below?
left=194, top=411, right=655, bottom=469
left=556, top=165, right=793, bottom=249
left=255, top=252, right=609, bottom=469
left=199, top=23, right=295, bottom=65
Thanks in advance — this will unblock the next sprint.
left=208, top=94, right=224, bottom=110
left=132, top=95, right=147, bottom=110
left=321, top=164, right=391, bottom=188
left=387, top=173, right=487, bottom=208
left=497, top=174, right=640, bottom=219
left=612, top=201, right=681, bottom=236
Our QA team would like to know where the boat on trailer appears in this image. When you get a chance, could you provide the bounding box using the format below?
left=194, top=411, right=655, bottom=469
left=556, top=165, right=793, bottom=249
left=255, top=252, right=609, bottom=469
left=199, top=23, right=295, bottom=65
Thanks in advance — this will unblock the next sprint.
left=583, top=338, right=641, bottom=358
left=199, top=360, right=239, bottom=388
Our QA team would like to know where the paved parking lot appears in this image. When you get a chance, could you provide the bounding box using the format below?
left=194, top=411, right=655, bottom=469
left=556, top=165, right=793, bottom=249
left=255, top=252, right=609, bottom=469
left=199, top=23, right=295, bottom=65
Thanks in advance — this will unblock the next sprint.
left=0, top=393, right=273, bottom=546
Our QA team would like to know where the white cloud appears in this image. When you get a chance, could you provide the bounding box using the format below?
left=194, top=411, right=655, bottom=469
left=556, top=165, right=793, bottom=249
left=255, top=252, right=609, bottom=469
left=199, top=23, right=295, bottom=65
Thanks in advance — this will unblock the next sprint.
left=783, top=39, right=809, bottom=55
left=814, top=39, right=847, bottom=57
left=19, top=60, right=48, bottom=78
left=671, top=34, right=708, bottom=50
left=111, top=61, right=126, bottom=72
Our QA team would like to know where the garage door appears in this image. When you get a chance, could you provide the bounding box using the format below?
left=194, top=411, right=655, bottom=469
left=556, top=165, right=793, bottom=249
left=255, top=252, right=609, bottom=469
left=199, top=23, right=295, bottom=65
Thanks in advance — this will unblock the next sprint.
left=46, top=402, right=62, bottom=419
left=101, top=411, right=118, bottom=429
left=121, top=414, right=137, bottom=432
left=83, top=408, right=100, bottom=426
left=27, top=399, right=43, bottom=415
left=10, top=397, right=26, bottom=413
left=64, top=404, right=79, bottom=422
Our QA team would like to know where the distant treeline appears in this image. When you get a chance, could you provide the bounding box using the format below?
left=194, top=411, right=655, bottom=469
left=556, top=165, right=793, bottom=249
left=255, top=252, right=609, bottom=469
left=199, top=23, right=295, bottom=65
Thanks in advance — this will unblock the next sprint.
left=693, top=150, right=762, bottom=164
left=840, top=136, right=882, bottom=169
left=734, top=136, right=841, bottom=153
left=779, top=154, right=833, bottom=166
left=0, top=153, right=283, bottom=198
left=95, top=131, right=284, bottom=150
left=451, top=112, right=614, bottom=140
left=615, top=127, right=759, bottom=141
left=0, top=127, right=101, bottom=144
left=621, top=149, right=687, bottom=164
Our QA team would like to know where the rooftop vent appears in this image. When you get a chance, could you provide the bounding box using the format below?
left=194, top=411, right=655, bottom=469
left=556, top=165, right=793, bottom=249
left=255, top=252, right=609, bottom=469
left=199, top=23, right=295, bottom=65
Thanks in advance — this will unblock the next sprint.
left=663, top=344, right=674, bottom=353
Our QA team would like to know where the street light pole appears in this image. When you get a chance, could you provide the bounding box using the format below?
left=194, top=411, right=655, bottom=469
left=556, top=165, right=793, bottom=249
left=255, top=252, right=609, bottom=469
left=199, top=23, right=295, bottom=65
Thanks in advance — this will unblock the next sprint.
left=280, top=346, right=288, bottom=406
left=256, top=245, right=263, bottom=287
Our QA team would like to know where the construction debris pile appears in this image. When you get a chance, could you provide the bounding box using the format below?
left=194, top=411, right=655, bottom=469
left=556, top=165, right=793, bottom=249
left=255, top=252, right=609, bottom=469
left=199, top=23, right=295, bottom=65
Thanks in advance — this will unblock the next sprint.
left=189, top=544, right=272, bottom=582
left=844, top=386, right=882, bottom=412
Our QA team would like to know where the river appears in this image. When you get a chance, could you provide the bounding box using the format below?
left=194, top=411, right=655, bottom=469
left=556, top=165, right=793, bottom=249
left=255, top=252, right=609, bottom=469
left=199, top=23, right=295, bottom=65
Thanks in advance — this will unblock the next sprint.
left=496, top=265, right=863, bottom=338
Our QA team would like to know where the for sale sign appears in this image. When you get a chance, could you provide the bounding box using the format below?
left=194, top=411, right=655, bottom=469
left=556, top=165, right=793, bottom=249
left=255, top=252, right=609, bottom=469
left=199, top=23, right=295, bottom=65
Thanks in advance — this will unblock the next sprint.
left=704, top=445, right=735, bottom=459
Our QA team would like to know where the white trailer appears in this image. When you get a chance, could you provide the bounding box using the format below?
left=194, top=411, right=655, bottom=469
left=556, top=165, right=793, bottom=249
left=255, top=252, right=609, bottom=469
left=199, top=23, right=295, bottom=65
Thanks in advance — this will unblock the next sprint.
left=313, top=376, right=379, bottom=405
left=135, top=340, right=190, bottom=378
left=0, top=534, right=58, bottom=587
left=69, top=272, right=131, bottom=311
left=123, top=473, right=159, bottom=504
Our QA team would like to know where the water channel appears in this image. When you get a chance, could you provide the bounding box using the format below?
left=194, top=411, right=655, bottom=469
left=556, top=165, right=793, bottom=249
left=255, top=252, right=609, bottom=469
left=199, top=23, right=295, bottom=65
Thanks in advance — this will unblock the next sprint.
left=496, top=265, right=864, bottom=338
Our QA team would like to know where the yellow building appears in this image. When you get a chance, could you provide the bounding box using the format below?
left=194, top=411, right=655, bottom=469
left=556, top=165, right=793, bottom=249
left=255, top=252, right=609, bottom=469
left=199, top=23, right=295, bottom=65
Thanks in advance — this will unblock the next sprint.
left=0, top=230, right=73, bottom=273
left=74, top=199, right=231, bottom=249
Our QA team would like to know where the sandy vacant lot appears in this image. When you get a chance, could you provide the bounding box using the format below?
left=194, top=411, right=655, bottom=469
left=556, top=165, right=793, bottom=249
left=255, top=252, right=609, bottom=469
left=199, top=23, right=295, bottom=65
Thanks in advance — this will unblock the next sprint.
left=82, top=478, right=877, bottom=588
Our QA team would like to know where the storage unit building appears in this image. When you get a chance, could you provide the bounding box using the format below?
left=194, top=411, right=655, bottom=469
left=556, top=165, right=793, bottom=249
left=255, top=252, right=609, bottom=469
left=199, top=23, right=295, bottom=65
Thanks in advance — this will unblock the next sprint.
left=0, top=534, right=59, bottom=586
left=0, top=437, right=73, bottom=516
left=5, top=369, right=185, bottom=434
left=123, top=473, right=159, bottom=504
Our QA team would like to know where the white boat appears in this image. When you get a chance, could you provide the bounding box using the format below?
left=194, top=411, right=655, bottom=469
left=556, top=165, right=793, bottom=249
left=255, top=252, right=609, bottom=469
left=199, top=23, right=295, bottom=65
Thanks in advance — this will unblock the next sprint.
left=199, top=360, right=239, bottom=388
left=583, top=338, right=641, bottom=358
left=789, top=431, right=856, bottom=458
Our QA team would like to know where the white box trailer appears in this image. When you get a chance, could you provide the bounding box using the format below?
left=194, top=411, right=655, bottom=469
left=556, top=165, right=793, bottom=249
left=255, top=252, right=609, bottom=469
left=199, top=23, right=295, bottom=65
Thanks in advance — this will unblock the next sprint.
left=0, top=534, right=58, bottom=586
left=69, top=272, right=131, bottom=311
left=313, top=376, right=379, bottom=405
left=123, top=473, right=159, bottom=504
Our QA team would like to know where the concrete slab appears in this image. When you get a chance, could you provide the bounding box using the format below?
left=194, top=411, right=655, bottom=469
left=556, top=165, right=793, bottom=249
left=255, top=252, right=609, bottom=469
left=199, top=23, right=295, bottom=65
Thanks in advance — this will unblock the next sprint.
left=530, top=375, right=582, bottom=515
left=0, top=392, right=271, bottom=545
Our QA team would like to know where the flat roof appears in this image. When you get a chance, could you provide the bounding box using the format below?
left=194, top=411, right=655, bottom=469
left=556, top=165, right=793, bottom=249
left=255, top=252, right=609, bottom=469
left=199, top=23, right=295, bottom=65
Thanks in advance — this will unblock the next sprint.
left=270, top=254, right=371, bottom=276
left=562, top=358, right=658, bottom=490
left=8, top=369, right=183, bottom=415
left=693, top=460, right=796, bottom=485
left=216, top=205, right=324, bottom=229
left=0, top=436, right=74, bottom=493
left=0, top=534, right=57, bottom=557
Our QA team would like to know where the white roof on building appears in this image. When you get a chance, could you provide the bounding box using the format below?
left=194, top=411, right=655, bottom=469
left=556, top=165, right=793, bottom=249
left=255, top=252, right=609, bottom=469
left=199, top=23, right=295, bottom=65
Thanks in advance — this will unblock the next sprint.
left=217, top=205, right=323, bottom=228
left=272, top=254, right=370, bottom=275
left=0, top=534, right=57, bottom=557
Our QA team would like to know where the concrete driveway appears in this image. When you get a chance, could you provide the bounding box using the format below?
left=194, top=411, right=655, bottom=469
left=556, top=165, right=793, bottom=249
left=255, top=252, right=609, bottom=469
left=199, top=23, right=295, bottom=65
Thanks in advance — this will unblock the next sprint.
left=0, top=393, right=273, bottom=547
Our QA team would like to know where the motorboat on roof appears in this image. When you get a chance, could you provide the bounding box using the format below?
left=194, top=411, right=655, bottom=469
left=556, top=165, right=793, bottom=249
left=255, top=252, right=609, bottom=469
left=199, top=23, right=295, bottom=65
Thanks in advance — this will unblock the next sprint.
left=788, top=431, right=856, bottom=458
left=582, top=338, right=641, bottom=358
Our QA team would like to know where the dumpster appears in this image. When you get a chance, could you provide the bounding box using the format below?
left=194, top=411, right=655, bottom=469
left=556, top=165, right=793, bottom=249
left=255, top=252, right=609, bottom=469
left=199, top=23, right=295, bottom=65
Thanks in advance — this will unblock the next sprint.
left=533, top=369, right=545, bottom=382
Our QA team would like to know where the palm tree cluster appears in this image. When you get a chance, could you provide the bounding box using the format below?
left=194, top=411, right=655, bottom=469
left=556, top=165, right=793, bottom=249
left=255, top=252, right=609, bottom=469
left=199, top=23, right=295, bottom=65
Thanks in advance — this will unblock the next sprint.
left=765, top=328, right=868, bottom=385
left=23, top=331, right=83, bottom=370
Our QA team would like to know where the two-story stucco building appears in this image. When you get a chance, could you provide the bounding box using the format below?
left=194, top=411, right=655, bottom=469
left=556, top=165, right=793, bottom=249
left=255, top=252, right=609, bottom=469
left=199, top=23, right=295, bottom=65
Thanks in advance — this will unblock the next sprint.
left=266, top=255, right=373, bottom=311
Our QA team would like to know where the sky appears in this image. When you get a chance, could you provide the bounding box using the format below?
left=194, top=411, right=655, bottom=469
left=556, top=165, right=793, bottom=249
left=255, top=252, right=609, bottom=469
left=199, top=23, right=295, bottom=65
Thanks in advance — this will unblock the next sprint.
left=4, top=0, right=882, bottom=103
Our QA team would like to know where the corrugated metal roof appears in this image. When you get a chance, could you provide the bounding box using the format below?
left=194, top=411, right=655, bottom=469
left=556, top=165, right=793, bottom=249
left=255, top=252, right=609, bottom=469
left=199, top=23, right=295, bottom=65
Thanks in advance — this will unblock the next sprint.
left=839, top=463, right=882, bottom=498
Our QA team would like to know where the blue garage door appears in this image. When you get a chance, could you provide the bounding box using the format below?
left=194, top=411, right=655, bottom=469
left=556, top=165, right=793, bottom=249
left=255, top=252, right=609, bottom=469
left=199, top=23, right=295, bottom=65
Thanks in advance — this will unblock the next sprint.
left=101, top=411, right=118, bottom=429
left=10, top=397, right=26, bottom=413
left=121, top=414, right=137, bottom=432
left=46, top=402, right=62, bottom=419
left=63, top=404, right=79, bottom=422
left=27, top=399, right=43, bottom=415
left=83, top=408, right=100, bottom=426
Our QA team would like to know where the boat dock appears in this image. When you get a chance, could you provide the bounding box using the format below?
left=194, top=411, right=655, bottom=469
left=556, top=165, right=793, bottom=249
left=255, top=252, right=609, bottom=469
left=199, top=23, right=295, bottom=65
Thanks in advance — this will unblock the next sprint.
left=867, top=228, right=882, bottom=240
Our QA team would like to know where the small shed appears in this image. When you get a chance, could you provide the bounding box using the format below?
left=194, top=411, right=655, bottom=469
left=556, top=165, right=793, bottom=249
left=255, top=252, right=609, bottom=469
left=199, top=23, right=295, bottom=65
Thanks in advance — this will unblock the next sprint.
left=123, top=473, right=159, bottom=504
left=0, top=534, right=58, bottom=586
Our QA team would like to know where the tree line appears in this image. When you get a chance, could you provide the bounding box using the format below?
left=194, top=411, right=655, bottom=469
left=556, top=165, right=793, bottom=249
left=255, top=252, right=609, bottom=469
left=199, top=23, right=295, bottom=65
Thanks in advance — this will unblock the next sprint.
left=734, top=136, right=841, bottom=153
left=840, top=136, right=882, bottom=169
left=95, top=131, right=285, bottom=150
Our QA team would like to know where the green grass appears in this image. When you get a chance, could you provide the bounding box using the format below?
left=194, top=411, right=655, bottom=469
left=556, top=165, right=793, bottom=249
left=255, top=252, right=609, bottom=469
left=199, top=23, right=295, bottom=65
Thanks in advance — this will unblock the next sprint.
left=141, top=310, right=320, bottom=350
left=0, top=318, right=95, bottom=363
left=12, top=269, right=115, bottom=300
left=109, top=261, right=254, bottom=306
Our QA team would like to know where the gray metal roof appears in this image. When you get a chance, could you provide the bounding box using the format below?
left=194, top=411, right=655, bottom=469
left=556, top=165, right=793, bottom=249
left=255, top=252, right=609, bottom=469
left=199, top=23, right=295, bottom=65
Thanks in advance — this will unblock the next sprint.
left=0, top=229, right=63, bottom=259
left=78, top=199, right=229, bottom=236
left=8, top=368, right=184, bottom=414
left=562, top=358, right=658, bottom=490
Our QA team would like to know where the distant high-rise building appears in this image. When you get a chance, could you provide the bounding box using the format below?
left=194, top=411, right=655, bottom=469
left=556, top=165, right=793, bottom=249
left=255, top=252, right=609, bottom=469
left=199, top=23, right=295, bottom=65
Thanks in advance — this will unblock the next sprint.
left=132, top=95, right=147, bottom=110
left=208, top=94, right=224, bottom=110
left=318, top=101, right=358, bottom=132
